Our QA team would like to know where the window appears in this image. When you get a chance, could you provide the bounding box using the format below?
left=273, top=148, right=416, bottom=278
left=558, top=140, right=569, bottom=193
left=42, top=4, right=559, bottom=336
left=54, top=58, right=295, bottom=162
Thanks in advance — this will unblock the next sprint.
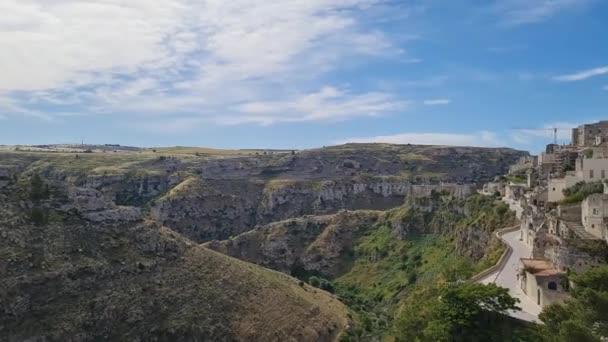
left=590, top=169, right=594, bottom=178
left=593, top=208, right=599, bottom=215
left=553, top=187, right=556, bottom=191
left=548, top=282, right=558, bottom=291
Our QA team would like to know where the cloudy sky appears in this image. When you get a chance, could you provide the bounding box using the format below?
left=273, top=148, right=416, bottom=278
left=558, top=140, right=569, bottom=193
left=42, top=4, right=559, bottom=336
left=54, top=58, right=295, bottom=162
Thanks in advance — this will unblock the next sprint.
left=0, top=0, right=607, bottom=152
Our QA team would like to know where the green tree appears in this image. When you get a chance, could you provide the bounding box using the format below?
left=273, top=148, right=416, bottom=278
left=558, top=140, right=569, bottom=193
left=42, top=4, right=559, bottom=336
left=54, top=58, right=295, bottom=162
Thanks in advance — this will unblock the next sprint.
left=30, top=173, right=49, bottom=201
left=539, top=266, right=608, bottom=342
left=397, top=283, right=520, bottom=342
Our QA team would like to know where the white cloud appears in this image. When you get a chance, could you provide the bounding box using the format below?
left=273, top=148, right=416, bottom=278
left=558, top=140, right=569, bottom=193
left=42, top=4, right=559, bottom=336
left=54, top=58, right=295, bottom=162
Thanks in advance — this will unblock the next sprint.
left=554, top=66, right=608, bottom=82
left=494, top=0, right=593, bottom=26
left=423, top=99, right=451, bottom=106
left=0, top=0, right=405, bottom=126
left=336, top=131, right=501, bottom=147
left=234, top=86, right=407, bottom=124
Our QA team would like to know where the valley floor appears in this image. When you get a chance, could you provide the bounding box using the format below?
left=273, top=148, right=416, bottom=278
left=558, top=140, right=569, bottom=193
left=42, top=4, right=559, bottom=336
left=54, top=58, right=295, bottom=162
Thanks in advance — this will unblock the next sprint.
left=479, top=230, right=542, bottom=323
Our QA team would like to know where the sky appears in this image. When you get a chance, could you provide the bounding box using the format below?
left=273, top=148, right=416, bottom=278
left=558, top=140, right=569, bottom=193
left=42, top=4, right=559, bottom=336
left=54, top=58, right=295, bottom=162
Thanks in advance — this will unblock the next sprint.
left=0, top=0, right=607, bottom=153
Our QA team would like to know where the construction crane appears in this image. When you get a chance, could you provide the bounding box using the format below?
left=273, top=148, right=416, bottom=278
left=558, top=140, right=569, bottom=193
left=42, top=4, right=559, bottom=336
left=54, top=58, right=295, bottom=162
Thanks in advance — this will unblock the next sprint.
left=511, top=126, right=571, bottom=145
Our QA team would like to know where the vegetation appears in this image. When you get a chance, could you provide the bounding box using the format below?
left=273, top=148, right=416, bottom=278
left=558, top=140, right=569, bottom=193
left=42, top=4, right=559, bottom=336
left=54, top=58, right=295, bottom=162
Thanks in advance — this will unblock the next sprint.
left=505, top=174, right=527, bottom=184
left=396, top=283, right=522, bottom=342
left=331, top=195, right=520, bottom=340
left=538, top=266, right=608, bottom=341
left=561, top=181, right=605, bottom=204
left=308, top=276, right=335, bottom=293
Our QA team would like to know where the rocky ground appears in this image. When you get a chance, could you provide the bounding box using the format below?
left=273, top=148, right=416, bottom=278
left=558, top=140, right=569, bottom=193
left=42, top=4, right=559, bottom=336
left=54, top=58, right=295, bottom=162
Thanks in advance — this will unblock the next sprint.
left=0, top=143, right=526, bottom=341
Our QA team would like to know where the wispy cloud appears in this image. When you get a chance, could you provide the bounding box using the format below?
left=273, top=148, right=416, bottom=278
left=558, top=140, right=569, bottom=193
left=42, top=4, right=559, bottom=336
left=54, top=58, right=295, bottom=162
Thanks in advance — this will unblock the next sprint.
left=0, top=0, right=407, bottom=126
left=336, top=131, right=501, bottom=147
left=602, top=85, right=608, bottom=91
left=554, top=66, right=608, bottom=82
left=235, top=86, right=408, bottom=125
left=494, top=0, right=593, bottom=26
left=423, top=99, right=451, bottom=106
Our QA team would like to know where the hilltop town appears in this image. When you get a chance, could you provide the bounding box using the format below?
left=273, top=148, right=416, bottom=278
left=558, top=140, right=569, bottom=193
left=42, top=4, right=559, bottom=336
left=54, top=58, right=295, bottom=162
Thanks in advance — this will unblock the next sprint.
left=481, top=120, right=608, bottom=320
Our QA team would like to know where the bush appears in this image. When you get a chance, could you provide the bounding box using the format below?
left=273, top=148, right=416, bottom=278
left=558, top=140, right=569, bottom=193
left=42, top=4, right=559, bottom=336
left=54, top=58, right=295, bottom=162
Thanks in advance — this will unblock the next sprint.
left=308, top=276, right=334, bottom=293
left=30, top=208, right=47, bottom=225
left=30, top=174, right=50, bottom=201
left=308, top=276, right=321, bottom=288
left=561, top=181, right=604, bottom=204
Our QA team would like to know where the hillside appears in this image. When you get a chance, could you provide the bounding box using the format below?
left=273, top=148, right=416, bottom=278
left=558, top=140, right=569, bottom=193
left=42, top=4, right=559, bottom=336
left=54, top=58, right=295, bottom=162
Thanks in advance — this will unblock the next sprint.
left=0, top=143, right=528, bottom=341
left=0, top=163, right=350, bottom=341
left=207, top=194, right=521, bottom=340
left=0, top=143, right=526, bottom=243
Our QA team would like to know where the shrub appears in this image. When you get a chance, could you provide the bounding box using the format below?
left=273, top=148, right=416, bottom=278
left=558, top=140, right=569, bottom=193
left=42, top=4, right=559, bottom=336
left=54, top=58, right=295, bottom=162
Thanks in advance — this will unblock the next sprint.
left=561, top=181, right=604, bottom=204
left=308, top=276, right=321, bottom=288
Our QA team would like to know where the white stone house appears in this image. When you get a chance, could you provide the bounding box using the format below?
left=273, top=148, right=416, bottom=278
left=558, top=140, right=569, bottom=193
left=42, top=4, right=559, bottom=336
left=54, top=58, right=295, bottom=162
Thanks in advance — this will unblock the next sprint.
left=547, top=173, right=581, bottom=203
left=519, top=259, right=569, bottom=308
left=520, top=213, right=546, bottom=247
left=581, top=194, right=608, bottom=242
left=575, top=155, right=608, bottom=181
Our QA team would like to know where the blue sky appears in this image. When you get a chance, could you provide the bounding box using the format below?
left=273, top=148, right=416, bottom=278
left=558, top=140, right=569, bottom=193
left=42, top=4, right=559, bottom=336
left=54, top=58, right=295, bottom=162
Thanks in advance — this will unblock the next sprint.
left=0, top=0, right=607, bottom=153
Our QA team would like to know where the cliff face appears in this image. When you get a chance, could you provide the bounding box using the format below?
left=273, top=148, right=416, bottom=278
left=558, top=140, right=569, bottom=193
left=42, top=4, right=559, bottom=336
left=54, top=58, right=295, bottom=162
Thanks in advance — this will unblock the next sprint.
left=0, top=144, right=525, bottom=243
left=151, top=177, right=475, bottom=242
left=206, top=195, right=517, bottom=280
left=0, top=165, right=351, bottom=342
left=205, top=210, right=382, bottom=278
left=0, top=144, right=527, bottom=341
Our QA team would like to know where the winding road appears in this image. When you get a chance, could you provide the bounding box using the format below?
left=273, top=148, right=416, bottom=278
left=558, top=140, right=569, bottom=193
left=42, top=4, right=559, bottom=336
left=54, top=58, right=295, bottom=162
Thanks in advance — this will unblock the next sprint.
left=478, top=229, right=542, bottom=323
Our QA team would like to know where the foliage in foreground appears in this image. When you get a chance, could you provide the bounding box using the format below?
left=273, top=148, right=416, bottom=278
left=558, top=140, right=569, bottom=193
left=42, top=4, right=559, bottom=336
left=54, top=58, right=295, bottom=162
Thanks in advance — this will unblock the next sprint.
left=539, top=266, right=608, bottom=342
left=334, top=195, right=522, bottom=340
left=396, top=283, right=523, bottom=342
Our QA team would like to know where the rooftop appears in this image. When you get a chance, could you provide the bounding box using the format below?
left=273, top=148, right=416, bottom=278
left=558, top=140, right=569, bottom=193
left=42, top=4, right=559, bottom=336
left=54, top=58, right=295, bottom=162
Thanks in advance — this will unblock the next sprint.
left=520, top=258, right=564, bottom=277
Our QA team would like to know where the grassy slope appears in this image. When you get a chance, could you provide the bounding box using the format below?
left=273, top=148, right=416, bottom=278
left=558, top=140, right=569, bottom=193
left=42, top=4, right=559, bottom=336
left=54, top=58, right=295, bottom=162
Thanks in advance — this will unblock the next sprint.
left=0, top=174, right=351, bottom=341
left=332, top=195, right=516, bottom=340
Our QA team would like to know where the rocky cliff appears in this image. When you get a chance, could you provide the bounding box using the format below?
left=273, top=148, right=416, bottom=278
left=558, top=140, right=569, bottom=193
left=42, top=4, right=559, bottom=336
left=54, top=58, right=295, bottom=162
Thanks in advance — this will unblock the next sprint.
left=0, top=165, right=351, bottom=342
left=206, top=195, right=516, bottom=280
left=0, top=144, right=524, bottom=243
left=0, top=144, right=526, bottom=341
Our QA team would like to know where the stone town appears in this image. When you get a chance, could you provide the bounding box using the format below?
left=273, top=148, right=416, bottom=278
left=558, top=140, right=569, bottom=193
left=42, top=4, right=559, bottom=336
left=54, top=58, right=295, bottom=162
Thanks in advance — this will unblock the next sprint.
left=481, top=120, right=608, bottom=319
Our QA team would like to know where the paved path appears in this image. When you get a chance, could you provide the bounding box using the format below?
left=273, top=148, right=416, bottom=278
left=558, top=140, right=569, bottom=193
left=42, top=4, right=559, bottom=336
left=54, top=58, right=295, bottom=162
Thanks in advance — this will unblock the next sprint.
left=479, top=230, right=542, bottom=323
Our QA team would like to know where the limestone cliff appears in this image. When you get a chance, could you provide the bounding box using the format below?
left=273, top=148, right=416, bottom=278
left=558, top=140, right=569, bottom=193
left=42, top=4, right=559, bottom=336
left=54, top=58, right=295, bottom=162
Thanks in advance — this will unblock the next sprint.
left=206, top=195, right=516, bottom=280
left=0, top=165, right=351, bottom=342
left=0, top=144, right=524, bottom=243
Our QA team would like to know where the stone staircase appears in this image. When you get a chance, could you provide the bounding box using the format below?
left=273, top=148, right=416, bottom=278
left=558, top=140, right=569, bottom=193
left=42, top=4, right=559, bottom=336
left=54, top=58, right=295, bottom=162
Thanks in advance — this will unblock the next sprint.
left=564, top=221, right=601, bottom=240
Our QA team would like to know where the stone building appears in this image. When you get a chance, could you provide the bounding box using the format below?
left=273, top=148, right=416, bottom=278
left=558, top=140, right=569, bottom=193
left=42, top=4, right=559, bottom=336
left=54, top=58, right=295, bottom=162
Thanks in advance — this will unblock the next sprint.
left=547, top=173, right=581, bottom=203
left=575, top=154, right=608, bottom=181
left=572, top=121, right=608, bottom=147
left=581, top=193, right=608, bottom=242
left=519, top=259, right=568, bottom=308
left=482, top=181, right=505, bottom=196
left=521, top=212, right=546, bottom=246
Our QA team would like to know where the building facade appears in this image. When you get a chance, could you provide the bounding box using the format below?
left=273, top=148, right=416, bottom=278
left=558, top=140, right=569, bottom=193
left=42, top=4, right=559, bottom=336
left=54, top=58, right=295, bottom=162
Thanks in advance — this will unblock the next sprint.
left=573, top=121, right=608, bottom=147
left=547, top=173, right=581, bottom=202
left=519, top=259, right=568, bottom=308
left=581, top=194, right=608, bottom=241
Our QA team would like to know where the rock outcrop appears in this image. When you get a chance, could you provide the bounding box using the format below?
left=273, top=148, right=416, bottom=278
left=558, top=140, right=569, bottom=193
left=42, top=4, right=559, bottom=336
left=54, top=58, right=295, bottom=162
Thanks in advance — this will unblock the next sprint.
left=206, top=210, right=382, bottom=278
left=0, top=168, right=351, bottom=342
